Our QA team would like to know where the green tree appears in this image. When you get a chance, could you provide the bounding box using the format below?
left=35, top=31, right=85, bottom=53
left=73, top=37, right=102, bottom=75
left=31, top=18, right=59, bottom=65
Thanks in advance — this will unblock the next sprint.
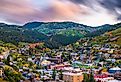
left=52, top=68, right=56, bottom=80
left=83, top=73, right=89, bottom=82
left=59, top=70, right=63, bottom=80
left=89, top=72, right=95, bottom=82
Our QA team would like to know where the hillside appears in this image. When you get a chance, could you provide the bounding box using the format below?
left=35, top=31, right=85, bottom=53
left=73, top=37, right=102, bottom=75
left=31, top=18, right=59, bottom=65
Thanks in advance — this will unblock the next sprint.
left=91, top=27, right=121, bottom=46
left=0, top=22, right=121, bottom=48
left=23, top=22, right=121, bottom=37
left=0, top=23, right=48, bottom=44
left=23, top=22, right=92, bottom=36
left=111, top=28, right=121, bottom=46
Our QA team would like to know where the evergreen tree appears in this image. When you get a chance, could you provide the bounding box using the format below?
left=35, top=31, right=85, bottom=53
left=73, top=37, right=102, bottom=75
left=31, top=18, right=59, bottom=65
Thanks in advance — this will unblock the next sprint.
left=52, top=68, right=56, bottom=80
left=83, top=73, right=89, bottom=82
left=89, top=72, right=96, bottom=82
left=59, top=70, right=63, bottom=80
left=6, top=55, right=10, bottom=65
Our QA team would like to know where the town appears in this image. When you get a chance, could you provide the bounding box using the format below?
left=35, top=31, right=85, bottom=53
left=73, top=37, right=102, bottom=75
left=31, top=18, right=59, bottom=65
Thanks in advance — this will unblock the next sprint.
left=1, top=0, right=121, bottom=82
left=0, top=33, right=121, bottom=82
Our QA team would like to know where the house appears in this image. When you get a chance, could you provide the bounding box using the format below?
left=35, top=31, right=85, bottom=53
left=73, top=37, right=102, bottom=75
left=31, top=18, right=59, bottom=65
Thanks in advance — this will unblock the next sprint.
left=47, top=57, right=62, bottom=64
left=0, top=51, right=10, bottom=60
left=35, top=74, right=41, bottom=81
left=0, top=55, right=4, bottom=60
left=72, top=61, right=94, bottom=69
left=3, top=51, right=10, bottom=59
left=109, top=36, right=120, bottom=42
left=109, top=67, right=121, bottom=74
left=107, top=80, right=121, bottom=82
left=114, top=72, right=121, bottom=80
left=0, top=62, right=5, bottom=67
left=36, top=69, right=53, bottom=76
left=19, top=69, right=23, bottom=72
left=94, top=74, right=114, bottom=82
left=28, top=43, right=41, bottom=49
left=63, top=67, right=82, bottom=73
left=34, top=58, right=41, bottom=65
left=28, top=58, right=32, bottom=62
left=49, top=64, right=70, bottom=70
left=108, top=49, right=115, bottom=54
left=0, top=68, right=3, bottom=77
left=71, top=53, right=78, bottom=61
left=106, top=59, right=116, bottom=63
left=41, top=60, right=51, bottom=66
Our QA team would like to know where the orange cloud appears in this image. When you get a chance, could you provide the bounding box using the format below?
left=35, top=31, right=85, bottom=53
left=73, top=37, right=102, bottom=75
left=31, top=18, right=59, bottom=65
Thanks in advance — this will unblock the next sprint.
left=42, top=0, right=89, bottom=22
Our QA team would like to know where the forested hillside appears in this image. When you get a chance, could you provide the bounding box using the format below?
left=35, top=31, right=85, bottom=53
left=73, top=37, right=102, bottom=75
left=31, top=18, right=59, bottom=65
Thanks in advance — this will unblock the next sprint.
left=90, top=27, right=121, bottom=47
left=0, top=22, right=121, bottom=48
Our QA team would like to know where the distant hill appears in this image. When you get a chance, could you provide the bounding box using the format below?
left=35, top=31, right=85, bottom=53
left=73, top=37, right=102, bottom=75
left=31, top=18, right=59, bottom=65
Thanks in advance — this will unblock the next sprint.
left=0, top=21, right=121, bottom=48
left=86, top=23, right=121, bottom=37
left=23, top=21, right=121, bottom=37
left=0, top=23, right=48, bottom=44
left=23, top=22, right=44, bottom=29
left=23, top=22, right=93, bottom=36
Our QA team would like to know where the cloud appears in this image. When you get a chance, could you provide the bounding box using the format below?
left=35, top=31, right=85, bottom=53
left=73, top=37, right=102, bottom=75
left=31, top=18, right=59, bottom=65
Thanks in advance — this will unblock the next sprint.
left=99, top=0, right=121, bottom=11
left=69, top=0, right=121, bottom=21
left=0, top=0, right=121, bottom=26
left=99, top=0, right=121, bottom=20
left=0, top=0, right=37, bottom=24
left=0, top=0, right=88, bottom=24
left=42, top=0, right=88, bottom=22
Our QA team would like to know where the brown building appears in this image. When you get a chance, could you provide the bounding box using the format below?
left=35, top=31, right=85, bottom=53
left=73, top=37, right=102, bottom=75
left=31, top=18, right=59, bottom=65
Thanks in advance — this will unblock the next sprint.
left=63, top=72, right=83, bottom=82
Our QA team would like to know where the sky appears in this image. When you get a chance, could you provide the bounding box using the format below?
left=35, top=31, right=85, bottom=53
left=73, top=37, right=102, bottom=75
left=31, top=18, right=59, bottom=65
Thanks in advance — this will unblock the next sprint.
left=0, top=0, right=121, bottom=26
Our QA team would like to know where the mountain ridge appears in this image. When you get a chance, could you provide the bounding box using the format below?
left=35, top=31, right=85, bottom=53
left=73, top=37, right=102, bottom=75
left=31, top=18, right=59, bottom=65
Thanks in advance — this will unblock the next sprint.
left=0, top=21, right=121, bottom=48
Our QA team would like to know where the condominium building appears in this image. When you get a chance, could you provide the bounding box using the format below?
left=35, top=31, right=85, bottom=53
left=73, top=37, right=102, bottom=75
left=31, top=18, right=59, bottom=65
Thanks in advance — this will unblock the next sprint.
left=63, top=72, right=83, bottom=82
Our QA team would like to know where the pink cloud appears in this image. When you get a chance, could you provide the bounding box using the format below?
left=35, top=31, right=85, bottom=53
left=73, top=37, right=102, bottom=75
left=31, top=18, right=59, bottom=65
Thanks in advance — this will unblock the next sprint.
left=0, top=0, right=120, bottom=26
left=0, top=0, right=39, bottom=23
left=0, top=0, right=89, bottom=24
left=33, top=0, right=89, bottom=22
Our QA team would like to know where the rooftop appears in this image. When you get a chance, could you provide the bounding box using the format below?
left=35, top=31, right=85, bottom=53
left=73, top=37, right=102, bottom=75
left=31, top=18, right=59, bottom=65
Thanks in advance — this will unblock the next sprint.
left=63, top=72, right=83, bottom=76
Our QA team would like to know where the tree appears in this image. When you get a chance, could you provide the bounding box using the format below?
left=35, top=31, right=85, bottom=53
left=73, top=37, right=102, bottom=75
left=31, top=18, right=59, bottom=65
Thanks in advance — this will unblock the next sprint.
left=41, top=70, right=45, bottom=82
left=83, top=73, right=89, bottom=82
left=59, top=70, right=63, bottom=80
left=89, top=72, right=96, bottom=82
left=3, top=59, right=9, bottom=65
left=52, top=68, right=56, bottom=80
left=4, top=67, right=23, bottom=82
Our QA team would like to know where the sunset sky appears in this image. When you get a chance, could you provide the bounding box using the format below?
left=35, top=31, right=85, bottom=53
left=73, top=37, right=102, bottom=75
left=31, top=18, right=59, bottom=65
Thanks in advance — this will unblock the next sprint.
left=0, top=0, right=121, bottom=26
